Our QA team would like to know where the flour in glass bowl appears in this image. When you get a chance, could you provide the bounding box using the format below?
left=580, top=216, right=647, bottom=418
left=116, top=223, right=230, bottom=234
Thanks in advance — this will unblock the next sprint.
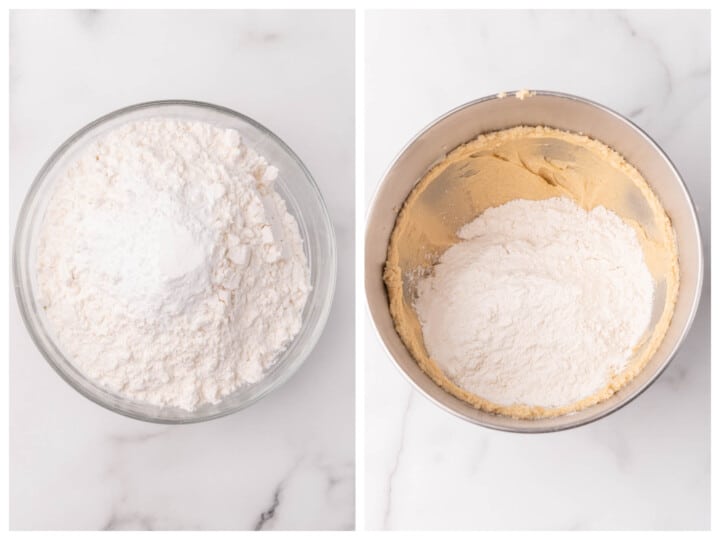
left=36, top=118, right=311, bottom=411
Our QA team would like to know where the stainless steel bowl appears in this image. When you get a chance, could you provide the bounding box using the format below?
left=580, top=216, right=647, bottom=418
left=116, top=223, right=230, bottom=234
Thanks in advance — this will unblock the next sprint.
left=365, top=90, right=703, bottom=433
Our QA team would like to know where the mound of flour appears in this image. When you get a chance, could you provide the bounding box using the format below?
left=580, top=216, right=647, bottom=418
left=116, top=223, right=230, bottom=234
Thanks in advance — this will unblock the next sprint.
left=37, top=118, right=310, bottom=410
left=414, top=197, right=654, bottom=409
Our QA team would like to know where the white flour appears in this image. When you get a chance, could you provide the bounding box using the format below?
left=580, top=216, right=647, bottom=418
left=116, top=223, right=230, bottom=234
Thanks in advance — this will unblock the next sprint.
left=415, top=197, right=654, bottom=408
left=37, top=118, right=311, bottom=410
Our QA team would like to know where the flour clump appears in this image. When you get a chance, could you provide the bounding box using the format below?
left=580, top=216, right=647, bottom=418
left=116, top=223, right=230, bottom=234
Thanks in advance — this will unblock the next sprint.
left=37, top=118, right=311, bottom=410
left=414, top=197, right=654, bottom=409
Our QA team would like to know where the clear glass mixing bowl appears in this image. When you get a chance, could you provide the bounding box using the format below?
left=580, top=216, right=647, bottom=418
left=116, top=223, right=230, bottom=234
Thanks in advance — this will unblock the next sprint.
left=13, top=100, right=337, bottom=423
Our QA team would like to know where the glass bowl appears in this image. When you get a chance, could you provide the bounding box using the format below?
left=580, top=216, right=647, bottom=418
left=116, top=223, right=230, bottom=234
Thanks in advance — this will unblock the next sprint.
left=14, top=100, right=337, bottom=423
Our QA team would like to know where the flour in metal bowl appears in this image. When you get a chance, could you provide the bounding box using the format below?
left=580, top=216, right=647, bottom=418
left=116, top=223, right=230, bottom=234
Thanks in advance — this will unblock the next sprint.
left=414, top=197, right=654, bottom=415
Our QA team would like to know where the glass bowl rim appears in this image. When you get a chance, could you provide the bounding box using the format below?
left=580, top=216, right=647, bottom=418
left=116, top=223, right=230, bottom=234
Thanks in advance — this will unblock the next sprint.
left=13, top=99, right=337, bottom=424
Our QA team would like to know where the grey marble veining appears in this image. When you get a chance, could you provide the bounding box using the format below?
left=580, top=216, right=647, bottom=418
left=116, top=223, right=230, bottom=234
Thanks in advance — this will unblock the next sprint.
left=9, top=9, right=355, bottom=531
left=365, top=9, right=710, bottom=530
left=382, top=391, right=413, bottom=529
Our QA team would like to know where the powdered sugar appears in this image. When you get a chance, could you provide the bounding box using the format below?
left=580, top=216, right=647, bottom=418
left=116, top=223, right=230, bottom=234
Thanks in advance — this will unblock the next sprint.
left=37, top=118, right=310, bottom=410
left=414, top=197, right=654, bottom=409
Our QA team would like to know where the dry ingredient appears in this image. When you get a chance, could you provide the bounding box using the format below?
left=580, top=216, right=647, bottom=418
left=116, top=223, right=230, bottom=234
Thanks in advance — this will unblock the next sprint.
left=384, top=126, right=679, bottom=419
left=37, top=118, right=311, bottom=410
left=415, top=197, right=654, bottom=409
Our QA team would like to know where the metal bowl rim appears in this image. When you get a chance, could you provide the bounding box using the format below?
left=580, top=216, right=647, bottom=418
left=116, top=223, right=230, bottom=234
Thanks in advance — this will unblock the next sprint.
left=364, top=89, right=704, bottom=433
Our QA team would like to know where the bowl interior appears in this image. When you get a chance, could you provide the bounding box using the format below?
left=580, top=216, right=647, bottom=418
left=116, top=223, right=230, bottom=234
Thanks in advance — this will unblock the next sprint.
left=15, top=101, right=336, bottom=423
left=365, top=91, right=703, bottom=432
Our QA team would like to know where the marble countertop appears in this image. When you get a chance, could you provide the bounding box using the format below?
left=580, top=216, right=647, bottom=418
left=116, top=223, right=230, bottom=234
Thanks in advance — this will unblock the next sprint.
left=365, top=10, right=710, bottom=530
left=10, top=10, right=354, bottom=530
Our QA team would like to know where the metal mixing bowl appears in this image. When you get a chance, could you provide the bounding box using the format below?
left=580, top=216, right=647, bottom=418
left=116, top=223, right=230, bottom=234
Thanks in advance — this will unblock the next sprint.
left=365, top=90, right=703, bottom=432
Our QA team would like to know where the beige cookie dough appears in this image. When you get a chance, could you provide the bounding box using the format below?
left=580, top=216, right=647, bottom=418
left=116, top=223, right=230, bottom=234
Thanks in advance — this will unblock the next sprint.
left=384, top=126, right=679, bottom=419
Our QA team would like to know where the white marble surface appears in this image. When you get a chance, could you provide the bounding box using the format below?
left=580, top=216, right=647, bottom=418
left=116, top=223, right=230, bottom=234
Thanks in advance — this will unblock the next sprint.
left=365, top=10, right=710, bottom=530
left=9, top=10, right=354, bottom=530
